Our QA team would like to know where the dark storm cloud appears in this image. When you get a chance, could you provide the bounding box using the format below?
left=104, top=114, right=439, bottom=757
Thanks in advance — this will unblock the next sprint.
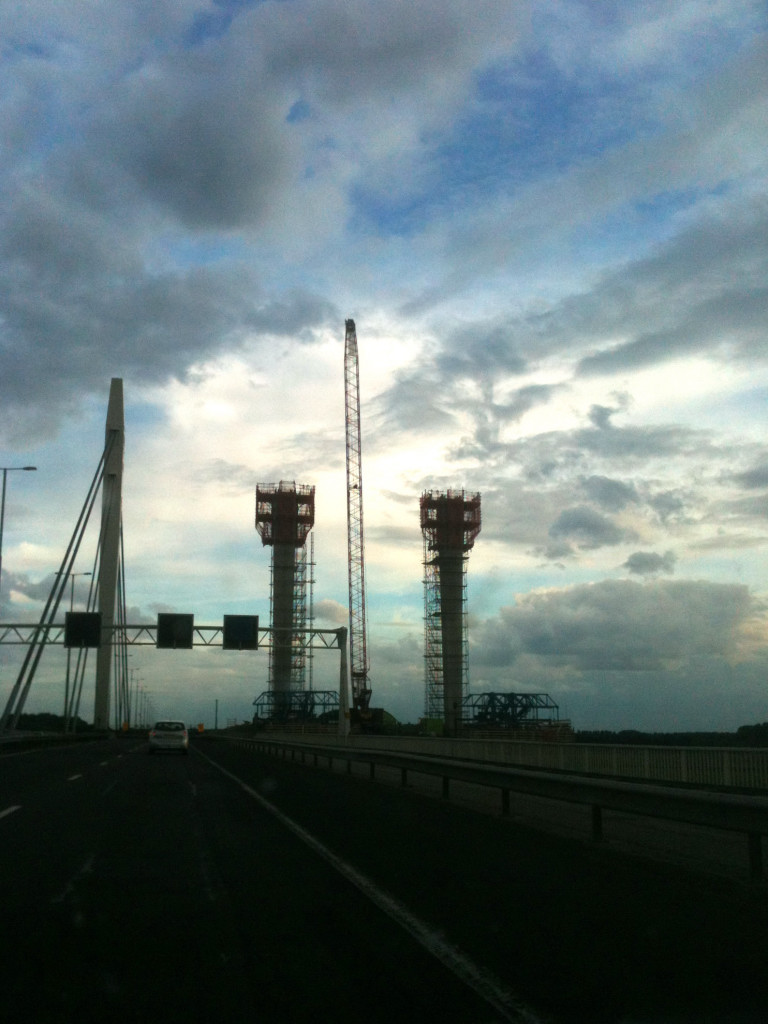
left=90, top=55, right=294, bottom=231
left=497, top=384, right=560, bottom=421
left=572, top=200, right=768, bottom=377
left=580, top=475, right=639, bottom=511
left=0, top=238, right=336, bottom=444
left=0, top=151, right=335, bottom=440
left=648, top=489, right=689, bottom=524
left=473, top=579, right=756, bottom=673
left=731, top=462, right=768, bottom=490
left=493, top=415, right=709, bottom=487
left=0, top=0, right=522, bottom=445
left=0, top=571, right=94, bottom=618
left=1, top=572, right=58, bottom=606
left=262, top=0, right=517, bottom=99
left=623, top=550, right=677, bottom=576
left=548, top=505, right=633, bottom=551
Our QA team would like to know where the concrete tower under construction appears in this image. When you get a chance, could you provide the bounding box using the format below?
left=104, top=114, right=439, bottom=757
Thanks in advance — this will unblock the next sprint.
left=420, top=489, right=481, bottom=736
left=255, top=481, right=315, bottom=706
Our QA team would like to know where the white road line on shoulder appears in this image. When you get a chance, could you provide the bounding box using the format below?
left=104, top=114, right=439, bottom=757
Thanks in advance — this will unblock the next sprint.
left=0, top=805, right=21, bottom=820
left=101, top=777, right=119, bottom=797
left=67, top=773, right=83, bottom=781
left=52, top=854, right=95, bottom=904
left=197, top=748, right=543, bottom=1024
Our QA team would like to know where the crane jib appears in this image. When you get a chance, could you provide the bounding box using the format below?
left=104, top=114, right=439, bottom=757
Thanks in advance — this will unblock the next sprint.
left=344, top=320, right=371, bottom=712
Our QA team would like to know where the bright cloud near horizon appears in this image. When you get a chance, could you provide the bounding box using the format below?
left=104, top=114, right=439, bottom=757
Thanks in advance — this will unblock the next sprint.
left=1, top=1, right=766, bottom=731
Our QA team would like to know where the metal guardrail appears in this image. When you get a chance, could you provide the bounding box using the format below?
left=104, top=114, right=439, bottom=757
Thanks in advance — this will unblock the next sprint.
left=247, top=731, right=768, bottom=790
left=228, top=736, right=768, bottom=882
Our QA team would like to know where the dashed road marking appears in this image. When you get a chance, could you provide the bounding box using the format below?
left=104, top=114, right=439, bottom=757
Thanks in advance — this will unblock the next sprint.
left=52, top=854, right=95, bottom=904
left=67, top=773, right=83, bottom=781
left=0, top=805, right=21, bottom=820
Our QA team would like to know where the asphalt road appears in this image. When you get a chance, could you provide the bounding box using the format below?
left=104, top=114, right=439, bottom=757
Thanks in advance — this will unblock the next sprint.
left=1, top=734, right=767, bottom=1023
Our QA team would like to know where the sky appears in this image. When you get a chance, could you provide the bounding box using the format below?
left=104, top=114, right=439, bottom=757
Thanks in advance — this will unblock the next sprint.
left=1, top=0, right=766, bottom=732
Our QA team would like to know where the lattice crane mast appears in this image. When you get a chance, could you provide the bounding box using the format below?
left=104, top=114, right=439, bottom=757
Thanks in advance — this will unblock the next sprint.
left=344, top=319, right=372, bottom=713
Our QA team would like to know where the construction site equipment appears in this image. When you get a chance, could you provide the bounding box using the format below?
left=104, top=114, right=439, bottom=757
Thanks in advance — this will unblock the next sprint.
left=344, top=319, right=372, bottom=715
left=462, top=692, right=566, bottom=732
left=253, top=689, right=339, bottom=724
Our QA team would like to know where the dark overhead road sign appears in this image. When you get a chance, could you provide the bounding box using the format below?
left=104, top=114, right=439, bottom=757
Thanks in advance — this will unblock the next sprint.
left=65, top=611, right=102, bottom=648
left=222, top=615, right=259, bottom=651
left=156, top=613, right=194, bottom=649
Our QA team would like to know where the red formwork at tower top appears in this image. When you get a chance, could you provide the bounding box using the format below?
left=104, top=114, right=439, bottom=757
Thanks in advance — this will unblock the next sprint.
left=255, top=481, right=315, bottom=548
left=420, top=489, right=481, bottom=552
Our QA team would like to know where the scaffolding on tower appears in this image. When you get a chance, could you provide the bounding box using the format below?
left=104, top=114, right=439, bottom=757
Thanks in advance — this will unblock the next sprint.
left=420, top=489, right=481, bottom=735
left=344, top=319, right=372, bottom=715
left=255, top=481, right=315, bottom=708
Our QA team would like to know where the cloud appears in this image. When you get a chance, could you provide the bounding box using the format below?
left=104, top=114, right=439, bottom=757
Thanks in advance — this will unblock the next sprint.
left=1, top=4, right=766, bottom=731
left=91, top=60, right=295, bottom=232
left=546, top=505, right=635, bottom=557
left=313, top=599, right=348, bottom=626
left=473, top=578, right=759, bottom=673
left=731, top=462, right=768, bottom=490
left=623, top=550, right=677, bottom=576
left=580, top=475, right=640, bottom=511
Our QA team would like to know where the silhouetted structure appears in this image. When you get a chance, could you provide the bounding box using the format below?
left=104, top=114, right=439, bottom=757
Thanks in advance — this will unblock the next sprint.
left=344, top=319, right=372, bottom=716
left=421, top=489, right=481, bottom=736
left=255, top=482, right=315, bottom=707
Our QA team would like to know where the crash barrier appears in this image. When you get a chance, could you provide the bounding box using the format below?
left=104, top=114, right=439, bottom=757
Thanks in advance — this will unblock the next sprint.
left=227, top=736, right=768, bottom=882
left=246, top=731, right=768, bottom=790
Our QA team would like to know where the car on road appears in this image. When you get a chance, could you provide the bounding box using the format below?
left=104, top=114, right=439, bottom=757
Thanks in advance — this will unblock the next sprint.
left=148, top=720, right=189, bottom=755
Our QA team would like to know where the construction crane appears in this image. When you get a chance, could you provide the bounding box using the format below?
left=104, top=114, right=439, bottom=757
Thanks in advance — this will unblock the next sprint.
left=344, top=318, right=372, bottom=715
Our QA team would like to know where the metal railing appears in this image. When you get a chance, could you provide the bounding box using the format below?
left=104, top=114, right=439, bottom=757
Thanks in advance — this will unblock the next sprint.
left=226, top=736, right=768, bottom=882
left=247, top=732, right=768, bottom=790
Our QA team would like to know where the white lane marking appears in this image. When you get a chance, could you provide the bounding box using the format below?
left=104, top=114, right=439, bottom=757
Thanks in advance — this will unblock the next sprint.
left=197, top=749, right=543, bottom=1024
left=67, top=773, right=83, bottom=781
left=189, top=783, right=197, bottom=796
left=52, top=854, right=95, bottom=904
left=101, top=777, right=119, bottom=797
left=0, top=805, right=21, bottom=820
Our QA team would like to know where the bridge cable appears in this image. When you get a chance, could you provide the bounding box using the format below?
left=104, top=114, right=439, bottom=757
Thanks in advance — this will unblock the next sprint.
left=0, top=433, right=114, bottom=732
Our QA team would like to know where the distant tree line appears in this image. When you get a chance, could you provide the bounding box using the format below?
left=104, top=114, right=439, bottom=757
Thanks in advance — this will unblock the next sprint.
left=576, top=724, right=768, bottom=748
left=15, top=712, right=92, bottom=733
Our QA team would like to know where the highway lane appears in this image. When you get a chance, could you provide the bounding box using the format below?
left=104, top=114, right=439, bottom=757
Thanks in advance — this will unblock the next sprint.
left=0, top=737, right=535, bottom=1024
left=2, top=735, right=768, bottom=1022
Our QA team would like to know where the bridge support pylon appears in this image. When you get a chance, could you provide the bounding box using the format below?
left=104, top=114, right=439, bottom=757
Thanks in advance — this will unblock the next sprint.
left=93, top=378, right=124, bottom=730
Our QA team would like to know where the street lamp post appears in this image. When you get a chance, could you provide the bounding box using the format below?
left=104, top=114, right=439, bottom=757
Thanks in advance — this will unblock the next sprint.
left=0, top=466, right=37, bottom=612
left=131, top=675, right=143, bottom=729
